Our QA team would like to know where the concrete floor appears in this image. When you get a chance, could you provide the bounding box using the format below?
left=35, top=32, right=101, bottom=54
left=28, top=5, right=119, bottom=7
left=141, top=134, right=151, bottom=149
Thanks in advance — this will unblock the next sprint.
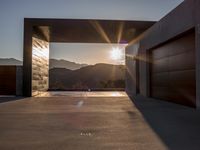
left=0, top=92, right=200, bottom=150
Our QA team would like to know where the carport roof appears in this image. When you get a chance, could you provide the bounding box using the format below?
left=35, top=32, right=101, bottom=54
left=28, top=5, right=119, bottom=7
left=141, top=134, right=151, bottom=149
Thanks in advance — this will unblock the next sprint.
left=25, top=18, right=155, bottom=43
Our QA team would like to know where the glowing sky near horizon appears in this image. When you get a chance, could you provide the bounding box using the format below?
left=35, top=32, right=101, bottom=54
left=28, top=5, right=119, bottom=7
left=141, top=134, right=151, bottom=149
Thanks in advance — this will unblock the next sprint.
left=50, top=43, right=126, bottom=65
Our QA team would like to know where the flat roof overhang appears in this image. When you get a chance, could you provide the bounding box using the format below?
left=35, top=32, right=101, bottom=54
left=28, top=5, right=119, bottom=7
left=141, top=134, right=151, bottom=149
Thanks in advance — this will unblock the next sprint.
left=23, top=18, right=155, bottom=97
left=25, top=18, right=155, bottom=43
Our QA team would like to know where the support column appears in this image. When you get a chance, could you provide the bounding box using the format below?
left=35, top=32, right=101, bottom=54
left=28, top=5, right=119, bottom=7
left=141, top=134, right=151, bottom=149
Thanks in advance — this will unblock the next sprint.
left=195, top=25, right=200, bottom=108
left=32, top=37, right=49, bottom=96
left=125, top=43, right=139, bottom=96
left=23, top=19, right=32, bottom=97
left=139, top=50, right=149, bottom=97
left=195, top=0, right=200, bottom=108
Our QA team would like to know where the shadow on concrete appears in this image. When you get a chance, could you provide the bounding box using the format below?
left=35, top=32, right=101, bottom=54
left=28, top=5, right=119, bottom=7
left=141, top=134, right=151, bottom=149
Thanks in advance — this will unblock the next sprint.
left=0, top=96, right=26, bottom=104
left=128, top=95, right=200, bottom=150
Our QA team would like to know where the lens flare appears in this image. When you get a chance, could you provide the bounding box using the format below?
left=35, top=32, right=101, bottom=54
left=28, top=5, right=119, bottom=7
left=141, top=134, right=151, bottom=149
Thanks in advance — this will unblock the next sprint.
left=110, top=47, right=123, bottom=60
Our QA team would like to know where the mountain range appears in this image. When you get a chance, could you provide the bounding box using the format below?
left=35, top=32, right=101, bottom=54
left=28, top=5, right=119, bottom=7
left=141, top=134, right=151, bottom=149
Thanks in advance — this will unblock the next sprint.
left=49, top=63, right=125, bottom=90
left=49, top=59, right=88, bottom=70
left=0, top=58, right=23, bottom=66
left=0, top=58, right=88, bottom=70
left=0, top=58, right=125, bottom=90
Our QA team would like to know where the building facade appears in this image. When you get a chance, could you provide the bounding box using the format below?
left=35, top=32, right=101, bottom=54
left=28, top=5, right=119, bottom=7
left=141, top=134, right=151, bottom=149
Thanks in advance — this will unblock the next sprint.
left=126, top=0, right=200, bottom=108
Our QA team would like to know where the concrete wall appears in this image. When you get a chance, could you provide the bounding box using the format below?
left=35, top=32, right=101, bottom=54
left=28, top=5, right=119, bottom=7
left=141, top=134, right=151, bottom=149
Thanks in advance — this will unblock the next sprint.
left=138, top=50, right=149, bottom=97
left=125, top=43, right=140, bottom=96
left=16, top=66, right=23, bottom=96
left=32, top=37, right=49, bottom=96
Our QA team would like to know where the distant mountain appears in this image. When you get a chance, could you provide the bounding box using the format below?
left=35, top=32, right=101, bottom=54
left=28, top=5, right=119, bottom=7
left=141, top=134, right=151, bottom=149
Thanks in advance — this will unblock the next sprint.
left=0, top=58, right=88, bottom=70
left=0, top=58, right=125, bottom=89
left=50, top=59, right=88, bottom=70
left=0, top=58, right=22, bottom=65
left=49, top=63, right=125, bottom=90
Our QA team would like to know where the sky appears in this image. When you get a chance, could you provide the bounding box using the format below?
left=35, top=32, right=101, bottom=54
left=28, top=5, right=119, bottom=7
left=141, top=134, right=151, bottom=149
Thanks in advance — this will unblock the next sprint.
left=50, top=43, right=127, bottom=65
left=0, top=0, right=184, bottom=64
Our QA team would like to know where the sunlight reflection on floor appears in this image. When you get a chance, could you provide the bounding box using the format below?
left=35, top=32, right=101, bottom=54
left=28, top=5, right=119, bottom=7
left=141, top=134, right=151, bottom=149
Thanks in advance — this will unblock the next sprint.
left=35, top=91, right=127, bottom=97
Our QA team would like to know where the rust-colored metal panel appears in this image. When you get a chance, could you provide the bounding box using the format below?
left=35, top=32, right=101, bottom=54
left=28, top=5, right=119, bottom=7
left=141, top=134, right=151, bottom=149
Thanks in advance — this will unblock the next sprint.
left=0, top=66, right=16, bottom=95
left=150, top=32, right=196, bottom=107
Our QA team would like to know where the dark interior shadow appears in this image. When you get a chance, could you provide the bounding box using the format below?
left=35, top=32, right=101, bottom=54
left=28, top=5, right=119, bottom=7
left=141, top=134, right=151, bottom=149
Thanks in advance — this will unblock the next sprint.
left=128, top=95, right=200, bottom=150
left=0, top=96, right=26, bottom=104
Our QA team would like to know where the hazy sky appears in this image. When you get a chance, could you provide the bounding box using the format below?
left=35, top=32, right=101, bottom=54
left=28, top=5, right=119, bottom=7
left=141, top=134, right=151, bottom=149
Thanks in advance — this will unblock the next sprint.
left=0, top=0, right=184, bottom=63
left=50, top=43, right=126, bottom=65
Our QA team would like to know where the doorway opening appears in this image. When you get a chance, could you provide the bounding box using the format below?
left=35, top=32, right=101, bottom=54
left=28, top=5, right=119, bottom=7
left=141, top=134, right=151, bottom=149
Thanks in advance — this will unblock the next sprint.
left=48, top=43, right=126, bottom=91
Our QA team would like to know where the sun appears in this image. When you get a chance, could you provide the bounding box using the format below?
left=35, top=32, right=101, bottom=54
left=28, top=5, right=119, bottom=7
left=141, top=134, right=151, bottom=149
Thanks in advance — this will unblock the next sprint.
left=110, top=47, right=123, bottom=60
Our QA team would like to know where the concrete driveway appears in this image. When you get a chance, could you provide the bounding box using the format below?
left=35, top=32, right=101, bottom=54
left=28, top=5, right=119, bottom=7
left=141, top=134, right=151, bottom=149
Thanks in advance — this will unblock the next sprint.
left=0, top=92, right=200, bottom=150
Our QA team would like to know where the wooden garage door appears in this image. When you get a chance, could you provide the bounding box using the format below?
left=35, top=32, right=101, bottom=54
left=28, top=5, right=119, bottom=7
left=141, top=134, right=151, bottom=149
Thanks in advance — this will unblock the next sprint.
left=150, top=32, right=196, bottom=107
